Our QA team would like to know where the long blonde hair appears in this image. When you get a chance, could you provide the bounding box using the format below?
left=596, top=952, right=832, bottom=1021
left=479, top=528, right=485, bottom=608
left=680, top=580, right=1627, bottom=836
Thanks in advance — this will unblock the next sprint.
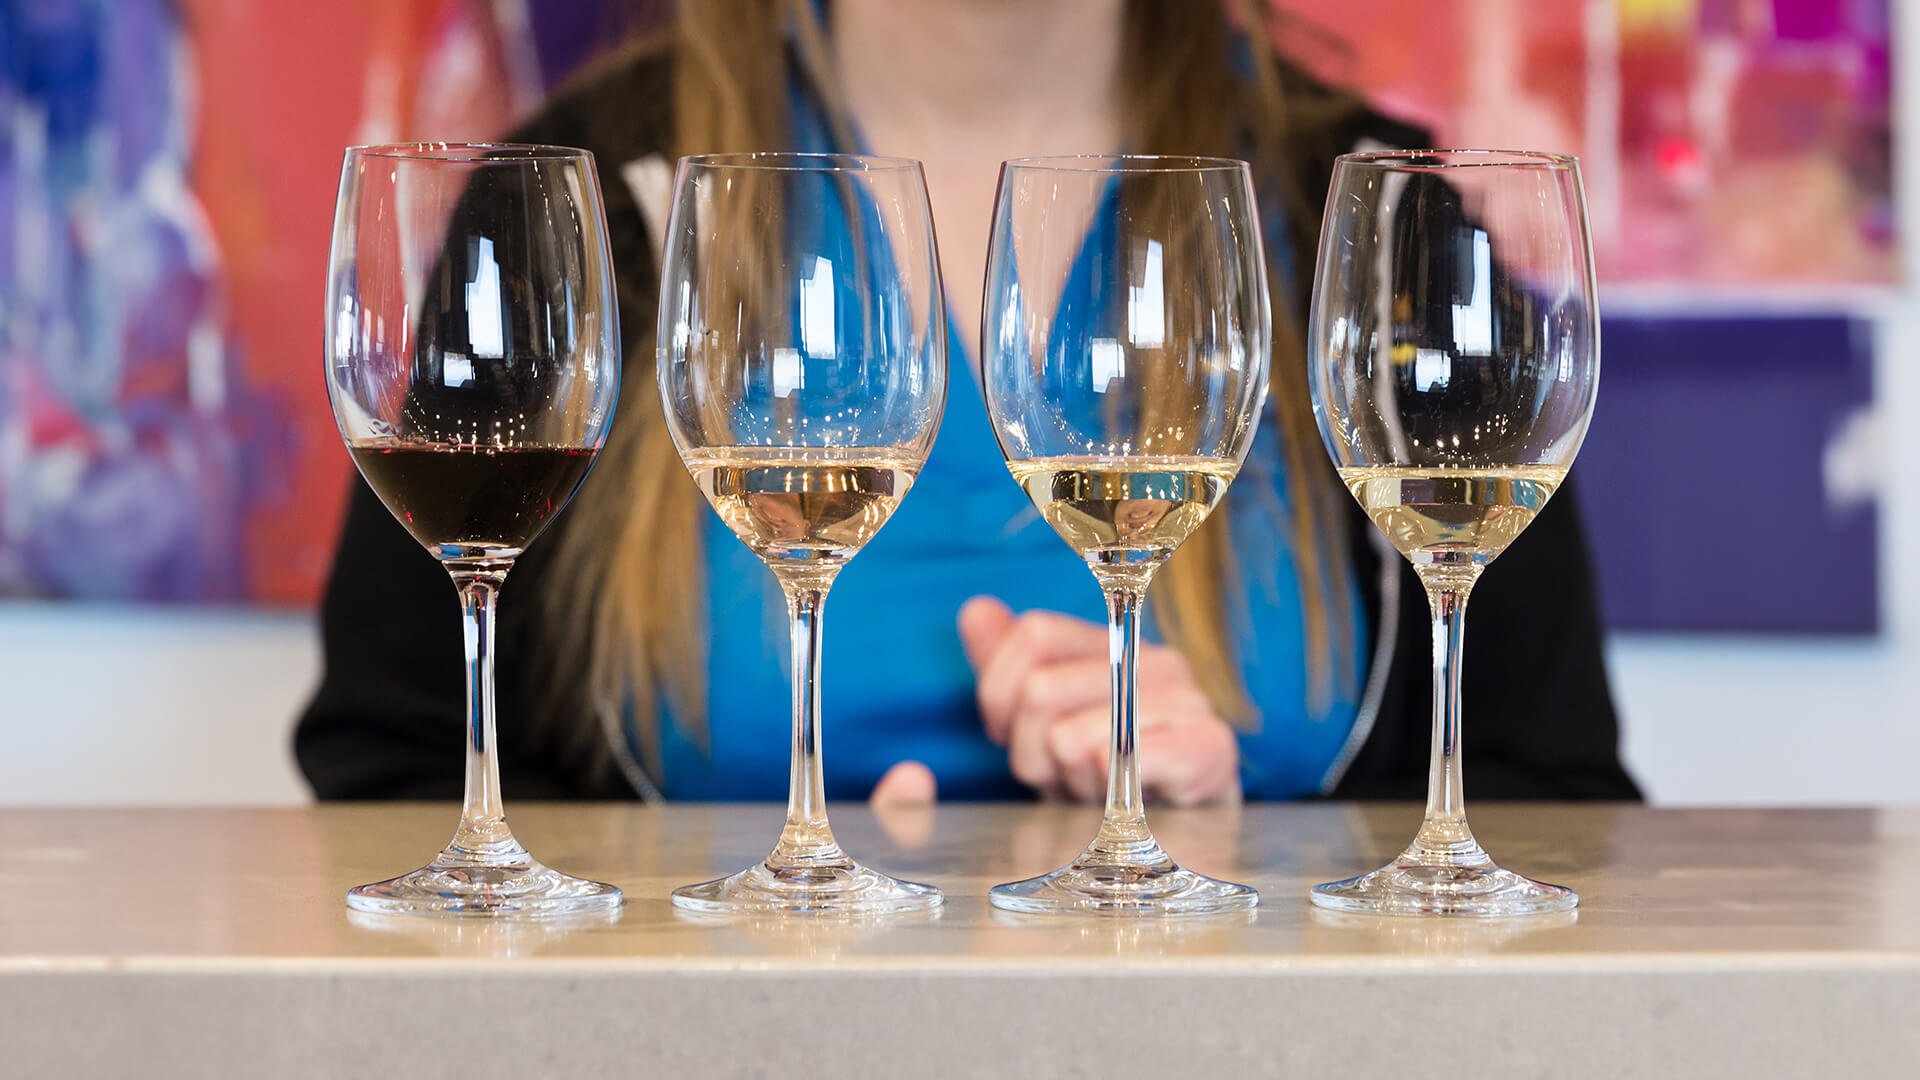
left=545, top=0, right=1357, bottom=781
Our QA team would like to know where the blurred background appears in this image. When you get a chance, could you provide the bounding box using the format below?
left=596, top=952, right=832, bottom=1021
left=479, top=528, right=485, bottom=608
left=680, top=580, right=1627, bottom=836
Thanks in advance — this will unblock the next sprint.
left=0, top=0, right=1907, bottom=805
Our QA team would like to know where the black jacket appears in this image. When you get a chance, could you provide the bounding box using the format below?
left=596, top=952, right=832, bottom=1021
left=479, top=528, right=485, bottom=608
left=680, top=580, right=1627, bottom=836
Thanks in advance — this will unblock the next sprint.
left=296, top=49, right=1640, bottom=802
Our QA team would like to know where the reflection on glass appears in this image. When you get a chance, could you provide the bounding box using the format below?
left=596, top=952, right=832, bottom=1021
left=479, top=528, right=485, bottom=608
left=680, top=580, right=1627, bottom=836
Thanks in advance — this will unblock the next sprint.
left=347, top=908, right=620, bottom=958
left=1306, top=906, right=1578, bottom=954
left=672, top=906, right=944, bottom=959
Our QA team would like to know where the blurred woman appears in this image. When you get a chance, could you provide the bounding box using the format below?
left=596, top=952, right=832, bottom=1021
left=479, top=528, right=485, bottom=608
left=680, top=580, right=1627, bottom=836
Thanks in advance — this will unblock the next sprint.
left=298, top=0, right=1638, bottom=805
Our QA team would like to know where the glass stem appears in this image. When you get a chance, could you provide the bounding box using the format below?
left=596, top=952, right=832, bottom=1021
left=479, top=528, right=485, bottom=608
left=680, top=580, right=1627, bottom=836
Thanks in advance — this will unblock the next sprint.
left=1410, top=582, right=1488, bottom=863
left=1091, top=580, right=1158, bottom=859
left=446, top=566, right=524, bottom=862
left=771, top=581, right=845, bottom=869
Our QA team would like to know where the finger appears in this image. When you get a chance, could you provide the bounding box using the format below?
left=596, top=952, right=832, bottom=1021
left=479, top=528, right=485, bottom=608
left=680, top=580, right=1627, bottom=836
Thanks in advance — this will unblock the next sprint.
left=1141, top=716, right=1241, bottom=807
left=1135, top=640, right=1198, bottom=685
left=1007, top=691, right=1063, bottom=792
left=999, top=657, right=1108, bottom=790
left=1045, top=707, right=1110, bottom=803
left=869, top=760, right=938, bottom=806
left=1007, top=668, right=1101, bottom=794
left=1038, top=696, right=1227, bottom=807
left=1005, top=660, right=1201, bottom=795
left=976, top=611, right=1109, bottom=744
left=986, top=631, right=1189, bottom=743
left=1008, top=655, right=1110, bottom=731
left=870, top=762, right=937, bottom=849
left=957, top=595, right=1015, bottom=672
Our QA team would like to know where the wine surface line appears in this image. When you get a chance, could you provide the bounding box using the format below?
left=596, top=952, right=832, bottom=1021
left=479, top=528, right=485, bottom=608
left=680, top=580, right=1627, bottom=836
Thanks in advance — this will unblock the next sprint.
left=1009, top=454, right=1239, bottom=578
left=1339, top=464, right=1567, bottom=584
left=685, top=445, right=920, bottom=580
left=348, top=440, right=597, bottom=560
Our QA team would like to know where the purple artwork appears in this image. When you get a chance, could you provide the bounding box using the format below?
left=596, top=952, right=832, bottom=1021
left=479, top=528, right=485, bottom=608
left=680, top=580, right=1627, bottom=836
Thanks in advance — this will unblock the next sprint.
left=0, top=0, right=291, bottom=602
left=0, top=0, right=632, bottom=604
left=1577, top=314, right=1877, bottom=633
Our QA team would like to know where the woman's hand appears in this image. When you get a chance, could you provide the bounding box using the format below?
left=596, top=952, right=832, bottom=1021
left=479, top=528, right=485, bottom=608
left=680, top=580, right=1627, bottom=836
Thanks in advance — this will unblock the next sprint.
left=956, top=595, right=1241, bottom=806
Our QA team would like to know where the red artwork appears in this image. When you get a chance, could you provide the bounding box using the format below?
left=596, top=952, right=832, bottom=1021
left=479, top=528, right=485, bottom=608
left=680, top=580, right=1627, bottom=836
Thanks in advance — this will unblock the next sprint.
left=186, top=0, right=537, bottom=601
left=0, top=0, right=535, bottom=604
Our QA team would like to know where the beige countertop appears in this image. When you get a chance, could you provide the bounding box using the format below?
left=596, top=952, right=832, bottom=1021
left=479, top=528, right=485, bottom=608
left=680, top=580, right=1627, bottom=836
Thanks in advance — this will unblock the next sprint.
left=2, top=802, right=1916, bottom=1076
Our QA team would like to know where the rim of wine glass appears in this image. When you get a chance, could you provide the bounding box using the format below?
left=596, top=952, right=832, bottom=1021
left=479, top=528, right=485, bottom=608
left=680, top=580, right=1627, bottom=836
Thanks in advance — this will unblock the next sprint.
left=346, top=141, right=593, bottom=162
left=1338, top=148, right=1579, bottom=171
left=681, top=151, right=922, bottom=172
left=1003, top=153, right=1249, bottom=173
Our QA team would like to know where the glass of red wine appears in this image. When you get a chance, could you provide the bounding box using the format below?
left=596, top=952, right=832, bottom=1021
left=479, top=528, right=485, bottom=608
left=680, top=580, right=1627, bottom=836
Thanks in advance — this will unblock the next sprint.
left=325, top=143, right=621, bottom=917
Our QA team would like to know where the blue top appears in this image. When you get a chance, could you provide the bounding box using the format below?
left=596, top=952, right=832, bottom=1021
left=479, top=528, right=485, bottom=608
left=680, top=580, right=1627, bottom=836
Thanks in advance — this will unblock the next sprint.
left=646, top=88, right=1368, bottom=802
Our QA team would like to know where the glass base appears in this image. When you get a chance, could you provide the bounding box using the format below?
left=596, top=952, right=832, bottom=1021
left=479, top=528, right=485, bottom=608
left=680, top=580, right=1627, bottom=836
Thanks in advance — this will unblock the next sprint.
left=348, top=846, right=622, bottom=919
left=989, top=838, right=1258, bottom=916
left=671, top=859, right=943, bottom=916
left=1310, top=844, right=1576, bottom=918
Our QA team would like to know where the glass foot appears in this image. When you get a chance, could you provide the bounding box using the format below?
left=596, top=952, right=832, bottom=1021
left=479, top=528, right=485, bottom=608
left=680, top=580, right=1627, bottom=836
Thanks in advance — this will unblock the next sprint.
left=348, top=847, right=622, bottom=919
left=1311, top=850, right=1576, bottom=917
left=671, top=859, right=943, bottom=916
left=990, top=839, right=1258, bottom=916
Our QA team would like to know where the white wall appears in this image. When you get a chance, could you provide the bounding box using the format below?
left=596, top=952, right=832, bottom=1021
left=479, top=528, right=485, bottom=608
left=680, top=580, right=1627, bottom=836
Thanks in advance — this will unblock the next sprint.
left=1, top=10, right=1914, bottom=808
left=10, top=596, right=1918, bottom=806
left=0, top=606, right=315, bottom=804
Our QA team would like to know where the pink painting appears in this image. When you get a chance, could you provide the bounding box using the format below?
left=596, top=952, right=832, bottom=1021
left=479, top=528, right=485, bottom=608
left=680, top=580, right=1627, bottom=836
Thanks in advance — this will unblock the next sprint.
left=1271, top=0, right=1895, bottom=286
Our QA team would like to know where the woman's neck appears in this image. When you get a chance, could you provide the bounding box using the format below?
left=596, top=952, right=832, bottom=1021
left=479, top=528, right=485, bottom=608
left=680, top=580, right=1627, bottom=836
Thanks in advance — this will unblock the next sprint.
left=828, top=0, right=1128, bottom=361
left=830, top=0, right=1126, bottom=150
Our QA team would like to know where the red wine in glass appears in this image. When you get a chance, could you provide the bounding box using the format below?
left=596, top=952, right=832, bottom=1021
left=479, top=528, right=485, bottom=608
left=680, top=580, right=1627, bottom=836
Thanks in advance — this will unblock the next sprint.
left=326, top=142, right=621, bottom=917
left=348, top=441, right=597, bottom=558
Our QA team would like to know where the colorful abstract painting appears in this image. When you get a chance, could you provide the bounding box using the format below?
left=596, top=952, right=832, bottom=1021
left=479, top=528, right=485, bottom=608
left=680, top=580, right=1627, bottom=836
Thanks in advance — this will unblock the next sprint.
left=1271, top=0, right=1895, bottom=287
left=1, top=0, right=1897, bottom=624
left=0, top=0, right=598, bottom=603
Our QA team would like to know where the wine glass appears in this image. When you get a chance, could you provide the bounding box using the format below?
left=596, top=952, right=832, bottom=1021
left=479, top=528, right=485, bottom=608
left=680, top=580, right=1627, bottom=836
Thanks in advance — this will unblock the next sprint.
left=980, top=155, right=1270, bottom=915
left=1306, top=150, right=1600, bottom=916
left=325, top=143, right=622, bottom=917
left=656, top=153, right=947, bottom=915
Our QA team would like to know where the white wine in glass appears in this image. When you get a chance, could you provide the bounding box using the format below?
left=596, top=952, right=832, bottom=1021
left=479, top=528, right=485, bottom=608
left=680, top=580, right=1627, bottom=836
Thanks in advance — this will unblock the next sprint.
left=982, top=156, right=1271, bottom=916
left=1008, top=456, right=1240, bottom=574
left=1308, top=149, right=1600, bottom=917
left=1340, top=465, right=1568, bottom=583
left=683, top=448, right=920, bottom=572
left=656, top=153, right=947, bottom=915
